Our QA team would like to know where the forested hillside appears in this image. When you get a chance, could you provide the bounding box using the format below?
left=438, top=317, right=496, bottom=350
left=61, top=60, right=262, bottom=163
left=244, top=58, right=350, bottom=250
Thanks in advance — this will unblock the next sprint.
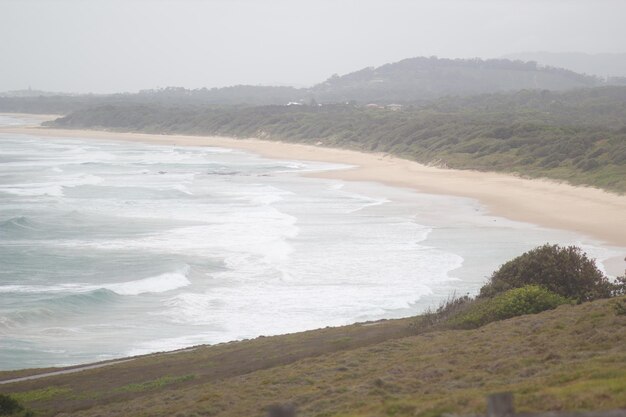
left=0, top=57, right=612, bottom=112
left=503, top=52, right=626, bottom=78
left=309, top=57, right=601, bottom=103
left=49, top=86, right=626, bottom=193
left=0, top=86, right=300, bottom=114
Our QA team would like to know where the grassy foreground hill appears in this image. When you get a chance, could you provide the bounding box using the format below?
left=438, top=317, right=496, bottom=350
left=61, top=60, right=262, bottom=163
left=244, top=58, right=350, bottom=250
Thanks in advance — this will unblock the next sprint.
left=1, top=297, right=625, bottom=417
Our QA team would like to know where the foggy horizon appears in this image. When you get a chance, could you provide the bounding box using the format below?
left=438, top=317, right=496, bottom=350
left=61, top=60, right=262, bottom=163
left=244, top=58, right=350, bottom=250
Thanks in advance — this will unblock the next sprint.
left=2, top=0, right=626, bottom=94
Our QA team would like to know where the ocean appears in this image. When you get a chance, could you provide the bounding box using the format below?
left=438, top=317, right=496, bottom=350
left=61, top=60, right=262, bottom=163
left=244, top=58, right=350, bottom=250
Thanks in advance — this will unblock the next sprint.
left=0, top=114, right=623, bottom=370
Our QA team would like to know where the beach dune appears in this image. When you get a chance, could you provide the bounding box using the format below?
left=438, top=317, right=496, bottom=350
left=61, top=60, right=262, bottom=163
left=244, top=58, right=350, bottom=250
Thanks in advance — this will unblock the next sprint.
left=1, top=125, right=625, bottom=248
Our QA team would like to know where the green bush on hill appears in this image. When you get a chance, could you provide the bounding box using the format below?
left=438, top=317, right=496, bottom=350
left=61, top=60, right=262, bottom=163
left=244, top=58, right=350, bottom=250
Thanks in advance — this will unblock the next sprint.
left=449, top=285, right=570, bottom=329
left=479, top=244, right=614, bottom=302
left=416, top=245, right=621, bottom=333
left=0, top=394, right=28, bottom=416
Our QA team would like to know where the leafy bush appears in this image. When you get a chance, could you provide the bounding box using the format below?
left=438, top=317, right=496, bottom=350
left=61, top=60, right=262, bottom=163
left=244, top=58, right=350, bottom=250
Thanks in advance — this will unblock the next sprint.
left=450, top=285, right=570, bottom=328
left=0, top=394, right=23, bottom=416
left=613, top=297, right=626, bottom=316
left=479, top=244, right=614, bottom=302
left=613, top=275, right=626, bottom=297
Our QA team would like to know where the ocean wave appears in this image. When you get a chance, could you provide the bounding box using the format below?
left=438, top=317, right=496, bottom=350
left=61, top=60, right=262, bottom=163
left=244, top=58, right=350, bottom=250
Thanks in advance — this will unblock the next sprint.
left=169, top=184, right=193, bottom=195
left=222, top=184, right=293, bottom=206
left=62, top=184, right=195, bottom=200
left=0, top=266, right=191, bottom=296
left=0, top=174, right=103, bottom=197
left=0, top=184, right=64, bottom=197
left=104, top=268, right=191, bottom=295
left=0, top=216, right=44, bottom=234
left=270, top=162, right=309, bottom=173
left=271, top=161, right=350, bottom=174
left=346, top=196, right=391, bottom=214
left=0, top=211, right=130, bottom=239
left=53, top=207, right=299, bottom=258
left=0, top=289, right=119, bottom=329
left=0, top=216, right=56, bottom=239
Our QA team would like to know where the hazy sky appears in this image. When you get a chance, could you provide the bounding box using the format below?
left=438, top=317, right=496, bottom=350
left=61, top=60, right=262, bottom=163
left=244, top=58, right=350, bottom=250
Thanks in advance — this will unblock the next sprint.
left=1, top=0, right=625, bottom=93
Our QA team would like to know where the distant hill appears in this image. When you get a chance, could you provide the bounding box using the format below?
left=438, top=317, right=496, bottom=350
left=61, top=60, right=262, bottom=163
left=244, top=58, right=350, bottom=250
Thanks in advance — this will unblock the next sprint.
left=308, top=56, right=601, bottom=104
left=138, top=58, right=602, bottom=105
left=135, top=85, right=302, bottom=106
left=0, top=89, right=76, bottom=98
left=503, top=52, right=626, bottom=80
left=0, top=57, right=607, bottom=110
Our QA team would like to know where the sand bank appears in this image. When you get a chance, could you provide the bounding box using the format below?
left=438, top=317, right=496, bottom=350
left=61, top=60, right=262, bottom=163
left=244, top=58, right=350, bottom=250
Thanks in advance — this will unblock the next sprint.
left=2, top=125, right=626, bottom=249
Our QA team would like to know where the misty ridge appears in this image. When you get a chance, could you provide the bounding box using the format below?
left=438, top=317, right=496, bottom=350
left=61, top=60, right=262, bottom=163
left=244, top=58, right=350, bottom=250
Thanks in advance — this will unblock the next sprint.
left=2, top=1, right=626, bottom=414
left=502, top=52, right=626, bottom=80
left=2, top=55, right=626, bottom=194
left=2, top=56, right=626, bottom=111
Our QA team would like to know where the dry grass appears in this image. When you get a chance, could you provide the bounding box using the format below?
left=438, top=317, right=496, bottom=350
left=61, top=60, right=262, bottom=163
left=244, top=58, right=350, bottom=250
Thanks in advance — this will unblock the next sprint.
left=1, top=298, right=625, bottom=417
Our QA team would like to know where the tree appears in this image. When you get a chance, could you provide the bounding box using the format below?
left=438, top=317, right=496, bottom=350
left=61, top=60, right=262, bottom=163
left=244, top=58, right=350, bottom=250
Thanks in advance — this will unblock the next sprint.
left=479, top=244, right=613, bottom=302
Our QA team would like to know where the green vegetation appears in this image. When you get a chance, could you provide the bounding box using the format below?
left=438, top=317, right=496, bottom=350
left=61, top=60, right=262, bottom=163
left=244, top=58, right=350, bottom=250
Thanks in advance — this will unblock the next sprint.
left=1, top=298, right=624, bottom=417
left=3, top=57, right=625, bottom=192
left=1, top=54, right=624, bottom=414
left=1, top=57, right=611, bottom=112
left=613, top=297, right=626, bottom=315
left=449, top=285, right=570, bottom=329
left=480, top=244, right=616, bottom=301
left=0, top=246, right=624, bottom=417
left=416, top=244, right=622, bottom=333
left=11, top=387, right=72, bottom=403
left=0, top=394, right=31, bottom=417
left=309, top=56, right=600, bottom=103
left=115, top=374, right=196, bottom=394
left=0, top=394, right=22, bottom=416
left=47, top=86, right=626, bottom=193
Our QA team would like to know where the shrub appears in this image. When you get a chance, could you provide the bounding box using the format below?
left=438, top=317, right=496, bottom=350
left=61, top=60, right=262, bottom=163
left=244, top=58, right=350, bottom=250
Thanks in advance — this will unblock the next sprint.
left=613, top=297, right=626, bottom=316
left=479, top=244, right=613, bottom=302
left=613, top=276, right=626, bottom=297
left=450, top=285, right=570, bottom=328
left=0, top=394, right=23, bottom=416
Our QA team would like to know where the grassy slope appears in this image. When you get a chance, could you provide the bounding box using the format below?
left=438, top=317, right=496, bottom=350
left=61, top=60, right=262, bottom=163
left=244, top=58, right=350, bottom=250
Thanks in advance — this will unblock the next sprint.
left=1, top=298, right=624, bottom=417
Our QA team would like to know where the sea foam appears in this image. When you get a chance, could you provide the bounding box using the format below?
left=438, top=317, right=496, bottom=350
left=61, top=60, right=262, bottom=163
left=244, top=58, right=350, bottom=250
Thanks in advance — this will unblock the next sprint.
left=0, top=267, right=191, bottom=296
left=104, top=268, right=192, bottom=295
left=1, top=128, right=623, bottom=371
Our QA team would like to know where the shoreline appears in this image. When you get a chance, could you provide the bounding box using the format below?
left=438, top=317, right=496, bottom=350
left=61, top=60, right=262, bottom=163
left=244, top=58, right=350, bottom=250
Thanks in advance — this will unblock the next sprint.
left=1, top=125, right=626, bottom=249
left=0, top=113, right=63, bottom=123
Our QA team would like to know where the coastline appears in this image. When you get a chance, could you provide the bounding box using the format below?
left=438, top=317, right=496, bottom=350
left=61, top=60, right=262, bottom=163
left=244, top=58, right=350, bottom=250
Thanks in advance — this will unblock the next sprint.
left=1, top=124, right=626, bottom=249
left=0, top=113, right=62, bottom=123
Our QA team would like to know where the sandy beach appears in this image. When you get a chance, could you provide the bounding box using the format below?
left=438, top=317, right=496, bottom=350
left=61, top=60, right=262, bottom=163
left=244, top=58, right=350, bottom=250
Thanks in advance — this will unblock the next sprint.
left=1, top=124, right=626, bottom=249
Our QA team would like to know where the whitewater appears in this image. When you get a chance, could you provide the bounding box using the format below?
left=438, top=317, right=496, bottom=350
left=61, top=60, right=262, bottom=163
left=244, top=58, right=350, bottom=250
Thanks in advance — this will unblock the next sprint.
left=0, top=114, right=622, bottom=370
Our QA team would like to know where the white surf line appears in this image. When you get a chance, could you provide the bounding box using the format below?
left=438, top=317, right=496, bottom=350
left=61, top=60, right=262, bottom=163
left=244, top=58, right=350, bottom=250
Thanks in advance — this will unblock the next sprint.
left=0, top=359, right=134, bottom=385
